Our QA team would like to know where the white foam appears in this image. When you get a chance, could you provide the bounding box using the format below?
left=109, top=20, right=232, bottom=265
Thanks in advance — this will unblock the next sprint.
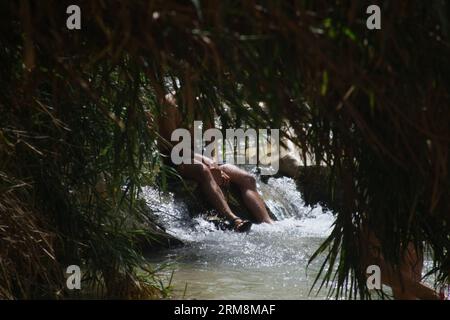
left=142, top=175, right=334, bottom=268
left=143, top=174, right=337, bottom=299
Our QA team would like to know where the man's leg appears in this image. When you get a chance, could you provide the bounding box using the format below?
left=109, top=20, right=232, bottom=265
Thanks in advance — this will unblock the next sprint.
left=220, top=164, right=274, bottom=224
left=391, top=244, right=439, bottom=300
left=177, top=160, right=239, bottom=222
left=360, top=228, right=439, bottom=300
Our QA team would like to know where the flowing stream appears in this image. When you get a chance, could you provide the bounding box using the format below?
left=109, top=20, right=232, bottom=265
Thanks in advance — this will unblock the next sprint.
left=143, top=174, right=337, bottom=299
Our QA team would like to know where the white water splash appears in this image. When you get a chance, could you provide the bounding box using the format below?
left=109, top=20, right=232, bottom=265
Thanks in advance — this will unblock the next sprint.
left=143, top=174, right=336, bottom=299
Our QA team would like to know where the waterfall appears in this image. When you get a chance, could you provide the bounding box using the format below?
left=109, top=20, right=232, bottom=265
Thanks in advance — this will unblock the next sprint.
left=143, top=173, right=335, bottom=299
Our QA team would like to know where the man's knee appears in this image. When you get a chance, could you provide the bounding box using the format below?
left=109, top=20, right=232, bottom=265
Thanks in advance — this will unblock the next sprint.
left=197, top=163, right=213, bottom=181
left=180, top=163, right=212, bottom=183
left=241, top=173, right=257, bottom=189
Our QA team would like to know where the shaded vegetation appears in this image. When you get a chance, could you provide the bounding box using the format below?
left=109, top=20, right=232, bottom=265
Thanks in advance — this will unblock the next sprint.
left=295, top=166, right=345, bottom=215
left=0, top=0, right=449, bottom=299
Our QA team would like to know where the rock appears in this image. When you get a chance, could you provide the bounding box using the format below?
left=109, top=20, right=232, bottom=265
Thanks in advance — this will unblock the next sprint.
left=135, top=226, right=184, bottom=251
left=295, top=166, right=344, bottom=214
left=279, top=153, right=302, bottom=178
left=133, top=198, right=184, bottom=251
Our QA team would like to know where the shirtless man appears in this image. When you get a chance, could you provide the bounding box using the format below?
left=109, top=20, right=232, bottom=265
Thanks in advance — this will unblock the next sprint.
left=156, top=95, right=274, bottom=232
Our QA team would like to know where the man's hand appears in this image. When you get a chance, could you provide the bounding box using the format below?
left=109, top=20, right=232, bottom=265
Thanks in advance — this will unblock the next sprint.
left=210, top=167, right=230, bottom=187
